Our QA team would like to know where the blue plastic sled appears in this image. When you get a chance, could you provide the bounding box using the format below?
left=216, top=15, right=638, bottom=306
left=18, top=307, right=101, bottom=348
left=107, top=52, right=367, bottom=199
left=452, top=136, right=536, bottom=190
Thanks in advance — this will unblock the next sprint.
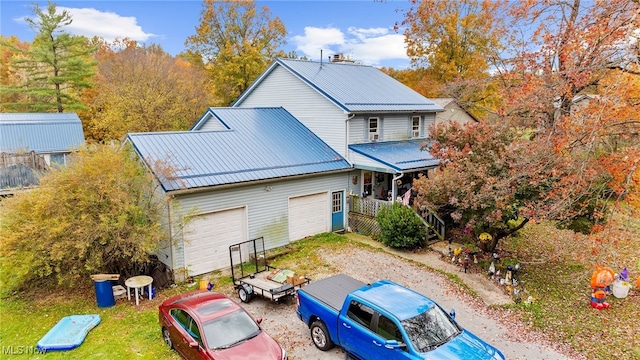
left=36, top=314, right=101, bottom=352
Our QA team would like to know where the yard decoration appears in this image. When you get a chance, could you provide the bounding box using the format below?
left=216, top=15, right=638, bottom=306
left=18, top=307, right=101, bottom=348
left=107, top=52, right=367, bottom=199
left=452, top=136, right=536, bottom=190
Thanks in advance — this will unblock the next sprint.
left=590, top=266, right=614, bottom=309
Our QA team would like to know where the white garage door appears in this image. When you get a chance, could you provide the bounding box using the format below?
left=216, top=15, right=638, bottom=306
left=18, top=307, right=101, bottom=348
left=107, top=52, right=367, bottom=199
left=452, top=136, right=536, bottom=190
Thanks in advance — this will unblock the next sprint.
left=289, top=192, right=329, bottom=241
left=183, top=207, right=246, bottom=276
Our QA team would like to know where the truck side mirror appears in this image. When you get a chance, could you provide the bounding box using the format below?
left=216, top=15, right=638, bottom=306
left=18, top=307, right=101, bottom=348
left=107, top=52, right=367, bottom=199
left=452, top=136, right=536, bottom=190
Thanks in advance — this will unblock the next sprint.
left=449, top=309, right=456, bottom=319
left=384, top=340, right=406, bottom=350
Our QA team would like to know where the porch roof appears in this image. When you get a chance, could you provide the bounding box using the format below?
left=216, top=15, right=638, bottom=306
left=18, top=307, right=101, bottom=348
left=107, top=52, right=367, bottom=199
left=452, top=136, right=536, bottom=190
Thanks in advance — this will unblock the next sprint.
left=348, top=139, right=439, bottom=172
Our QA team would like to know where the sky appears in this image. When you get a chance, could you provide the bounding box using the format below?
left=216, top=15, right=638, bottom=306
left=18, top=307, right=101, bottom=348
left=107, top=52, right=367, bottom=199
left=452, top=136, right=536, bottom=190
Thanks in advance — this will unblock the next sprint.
left=0, top=0, right=415, bottom=69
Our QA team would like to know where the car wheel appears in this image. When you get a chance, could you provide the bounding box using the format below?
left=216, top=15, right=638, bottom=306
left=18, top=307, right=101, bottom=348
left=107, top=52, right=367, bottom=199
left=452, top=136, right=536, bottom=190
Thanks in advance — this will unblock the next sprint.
left=238, top=286, right=252, bottom=303
left=162, top=327, right=173, bottom=349
left=310, top=320, right=334, bottom=351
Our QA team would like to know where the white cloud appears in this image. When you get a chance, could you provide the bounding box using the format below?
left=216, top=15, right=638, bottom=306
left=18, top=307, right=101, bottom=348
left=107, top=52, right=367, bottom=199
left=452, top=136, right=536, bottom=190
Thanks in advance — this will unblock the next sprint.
left=58, top=7, right=156, bottom=42
left=291, top=26, right=345, bottom=59
left=290, top=25, right=409, bottom=68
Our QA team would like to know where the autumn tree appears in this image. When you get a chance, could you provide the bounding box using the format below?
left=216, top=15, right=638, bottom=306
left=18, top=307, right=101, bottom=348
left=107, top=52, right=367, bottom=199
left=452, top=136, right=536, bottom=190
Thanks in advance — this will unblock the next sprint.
left=413, top=0, right=640, bottom=251
left=401, top=0, right=506, bottom=117
left=0, top=2, right=96, bottom=112
left=0, top=144, right=170, bottom=295
left=185, top=0, right=286, bottom=105
left=0, top=36, right=31, bottom=112
left=82, top=39, right=215, bottom=142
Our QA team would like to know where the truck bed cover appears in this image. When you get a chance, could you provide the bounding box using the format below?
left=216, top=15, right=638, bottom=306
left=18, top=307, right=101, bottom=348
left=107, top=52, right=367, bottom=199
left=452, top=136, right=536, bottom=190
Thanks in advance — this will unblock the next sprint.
left=298, top=274, right=366, bottom=311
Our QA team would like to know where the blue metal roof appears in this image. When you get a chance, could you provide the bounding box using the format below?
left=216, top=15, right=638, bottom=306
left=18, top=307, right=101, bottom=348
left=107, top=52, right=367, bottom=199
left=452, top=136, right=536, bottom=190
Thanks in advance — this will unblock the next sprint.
left=0, top=113, right=85, bottom=153
left=126, top=107, right=351, bottom=192
left=235, top=58, right=444, bottom=113
left=349, top=139, right=439, bottom=172
left=353, top=280, right=435, bottom=321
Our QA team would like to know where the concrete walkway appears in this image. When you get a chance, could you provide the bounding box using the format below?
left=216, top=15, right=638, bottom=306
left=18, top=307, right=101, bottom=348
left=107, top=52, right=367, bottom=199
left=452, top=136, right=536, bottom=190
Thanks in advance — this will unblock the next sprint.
left=345, top=233, right=513, bottom=306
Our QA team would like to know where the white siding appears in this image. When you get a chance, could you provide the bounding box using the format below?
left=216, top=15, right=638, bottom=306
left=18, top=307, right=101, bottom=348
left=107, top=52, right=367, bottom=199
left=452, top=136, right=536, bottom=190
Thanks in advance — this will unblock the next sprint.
left=383, top=114, right=411, bottom=140
left=434, top=104, right=473, bottom=126
left=349, top=112, right=437, bottom=144
left=169, top=172, right=350, bottom=275
left=348, top=116, right=366, bottom=144
left=236, top=66, right=348, bottom=157
left=423, top=112, right=436, bottom=135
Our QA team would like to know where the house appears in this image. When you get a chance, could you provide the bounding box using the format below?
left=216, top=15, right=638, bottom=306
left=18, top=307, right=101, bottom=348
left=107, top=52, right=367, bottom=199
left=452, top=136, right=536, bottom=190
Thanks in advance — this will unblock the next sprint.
left=0, top=113, right=85, bottom=194
left=431, top=98, right=480, bottom=125
left=126, top=107, right=351, bottom=279
left=229, top=58, right=446, bottom=203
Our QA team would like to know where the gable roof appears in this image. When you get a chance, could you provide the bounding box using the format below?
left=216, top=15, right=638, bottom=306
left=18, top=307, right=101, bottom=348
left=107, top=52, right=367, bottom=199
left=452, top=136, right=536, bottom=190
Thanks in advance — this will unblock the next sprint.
left=126, top=107, right=351, bottom=192
left=349, top=139, right=439, bottom=172
left=234, top=58, right=445, bottom=113
left=430, top=98, right=480, bottom=122
left=0, top=113, right=85, bottom=153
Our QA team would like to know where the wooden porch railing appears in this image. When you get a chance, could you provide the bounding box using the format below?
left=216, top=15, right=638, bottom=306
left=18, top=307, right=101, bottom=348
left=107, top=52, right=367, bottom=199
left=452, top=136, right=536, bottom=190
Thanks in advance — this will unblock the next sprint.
left=348, top=194, right=445, bottom=242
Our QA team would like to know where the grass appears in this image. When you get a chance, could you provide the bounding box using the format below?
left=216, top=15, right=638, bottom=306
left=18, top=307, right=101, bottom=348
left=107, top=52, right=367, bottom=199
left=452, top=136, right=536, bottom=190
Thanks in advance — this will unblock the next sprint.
left=502, top=220, right=640, bottom=359
left=0, top=233, right=348, bottom=359
left=1, top=229, right=638, bottom=359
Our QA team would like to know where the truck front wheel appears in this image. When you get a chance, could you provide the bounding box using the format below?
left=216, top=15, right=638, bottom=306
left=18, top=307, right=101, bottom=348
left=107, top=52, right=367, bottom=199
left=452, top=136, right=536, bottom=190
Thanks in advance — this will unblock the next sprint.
left=310, top=320, right=334, bottom=351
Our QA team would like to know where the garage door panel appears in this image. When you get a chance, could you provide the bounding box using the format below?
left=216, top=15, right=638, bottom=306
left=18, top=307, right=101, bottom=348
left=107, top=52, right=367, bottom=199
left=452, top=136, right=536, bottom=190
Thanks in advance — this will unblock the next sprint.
left=289, top=193, right=328, bottom=241
left=183, top=207, right=246, bottom=276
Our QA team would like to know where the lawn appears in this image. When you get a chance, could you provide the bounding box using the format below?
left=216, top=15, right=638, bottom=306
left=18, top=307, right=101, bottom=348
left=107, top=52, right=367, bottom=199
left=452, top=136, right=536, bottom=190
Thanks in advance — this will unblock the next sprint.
left=0, top=230, right=638, bottom=359
left=501, top=220, right=640, bottom=359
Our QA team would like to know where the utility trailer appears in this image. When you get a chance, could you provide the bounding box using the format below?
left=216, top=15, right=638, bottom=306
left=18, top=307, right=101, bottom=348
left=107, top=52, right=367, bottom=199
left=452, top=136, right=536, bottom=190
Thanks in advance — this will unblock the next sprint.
left=229, top=237, right=310, bottom=303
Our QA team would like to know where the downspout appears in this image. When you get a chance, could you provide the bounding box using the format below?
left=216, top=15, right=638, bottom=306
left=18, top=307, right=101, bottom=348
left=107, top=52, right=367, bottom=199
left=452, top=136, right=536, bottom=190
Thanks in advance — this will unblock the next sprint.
left=345, top=113, right=355, bottom=160
left=392, top=171, right=404, bottom=202
left=167, top=197, right=175, bottom=274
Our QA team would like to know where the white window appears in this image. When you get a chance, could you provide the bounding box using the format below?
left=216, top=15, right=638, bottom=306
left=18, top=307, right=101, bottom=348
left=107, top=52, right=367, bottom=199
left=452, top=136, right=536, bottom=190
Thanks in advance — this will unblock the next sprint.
left=412, top=116, right=421, bottom=138
left=368, top=117, right=379, bottom=141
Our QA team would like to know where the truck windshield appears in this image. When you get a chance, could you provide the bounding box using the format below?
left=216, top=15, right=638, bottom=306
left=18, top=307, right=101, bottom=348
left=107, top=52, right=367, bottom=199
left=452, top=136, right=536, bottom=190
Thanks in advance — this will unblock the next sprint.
left=400, top=306, right=462, bottom=353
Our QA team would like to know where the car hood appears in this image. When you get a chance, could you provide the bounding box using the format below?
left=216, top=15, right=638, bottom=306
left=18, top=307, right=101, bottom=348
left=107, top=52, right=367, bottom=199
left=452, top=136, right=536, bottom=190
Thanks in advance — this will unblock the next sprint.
left=424, top=330, right=504, bottom=360
left=209, top=331, right=282, bottom=360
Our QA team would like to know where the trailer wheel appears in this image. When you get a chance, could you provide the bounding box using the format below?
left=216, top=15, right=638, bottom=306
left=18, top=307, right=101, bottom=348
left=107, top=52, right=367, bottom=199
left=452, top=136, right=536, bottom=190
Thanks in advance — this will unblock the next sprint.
left=310, top=320, right=334, bottom=351
left=238, top=285, right=253, bottom=303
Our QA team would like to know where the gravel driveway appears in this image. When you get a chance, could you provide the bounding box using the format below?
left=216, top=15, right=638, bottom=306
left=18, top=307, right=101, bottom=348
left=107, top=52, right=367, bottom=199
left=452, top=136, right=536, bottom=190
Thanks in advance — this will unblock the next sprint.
left=238, top=245, right=585, bottom=360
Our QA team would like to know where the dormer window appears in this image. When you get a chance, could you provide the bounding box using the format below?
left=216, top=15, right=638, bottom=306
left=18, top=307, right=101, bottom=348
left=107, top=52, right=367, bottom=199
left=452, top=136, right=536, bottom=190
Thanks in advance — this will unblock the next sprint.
left=412, top=116, right=421, bottom=138
left=369, top=117, right=379, bottom=141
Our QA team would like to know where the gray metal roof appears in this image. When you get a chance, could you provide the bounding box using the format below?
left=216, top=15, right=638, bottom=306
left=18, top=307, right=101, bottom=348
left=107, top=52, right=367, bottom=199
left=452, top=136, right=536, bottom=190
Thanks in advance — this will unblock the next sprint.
left=127, top=107, right=351, bottom=192
left=349, top=139, right=439, bottom=172
left=0, top=113, right=85, bottom=153
left=235, top=58, right=445, bottom=113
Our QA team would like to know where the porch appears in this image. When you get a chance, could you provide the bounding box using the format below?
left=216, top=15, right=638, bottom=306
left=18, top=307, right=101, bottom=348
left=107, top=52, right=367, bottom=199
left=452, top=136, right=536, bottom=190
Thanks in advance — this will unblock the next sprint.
left=347, top=194, right=445, bottom=244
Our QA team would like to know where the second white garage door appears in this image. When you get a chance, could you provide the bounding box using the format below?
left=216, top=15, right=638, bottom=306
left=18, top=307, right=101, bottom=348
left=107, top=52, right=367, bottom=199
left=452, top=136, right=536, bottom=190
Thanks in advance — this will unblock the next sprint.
left=289, top=192, right=329, bottom=241
left=183, top=207, right=246, bottom=276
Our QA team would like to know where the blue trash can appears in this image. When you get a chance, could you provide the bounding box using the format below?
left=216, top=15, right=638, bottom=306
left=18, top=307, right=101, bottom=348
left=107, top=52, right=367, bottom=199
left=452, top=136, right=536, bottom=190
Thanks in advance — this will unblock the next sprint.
left=94, top=280, right=115, bottom=308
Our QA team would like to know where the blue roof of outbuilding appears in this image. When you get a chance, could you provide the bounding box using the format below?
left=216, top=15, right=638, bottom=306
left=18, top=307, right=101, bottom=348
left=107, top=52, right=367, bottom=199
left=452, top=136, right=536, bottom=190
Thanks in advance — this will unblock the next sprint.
left=349, top=139, right=439, bottom=172
left=235, top=58, right=444, bottom=113
left=126, top=107, right=351, bottom=192
left=0, top=113, right=85, bottom=153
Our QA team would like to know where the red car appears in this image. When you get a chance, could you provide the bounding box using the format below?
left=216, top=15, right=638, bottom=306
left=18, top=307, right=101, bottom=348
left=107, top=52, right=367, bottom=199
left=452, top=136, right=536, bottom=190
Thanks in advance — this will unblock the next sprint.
left=159, top=290, right=287, bottom=360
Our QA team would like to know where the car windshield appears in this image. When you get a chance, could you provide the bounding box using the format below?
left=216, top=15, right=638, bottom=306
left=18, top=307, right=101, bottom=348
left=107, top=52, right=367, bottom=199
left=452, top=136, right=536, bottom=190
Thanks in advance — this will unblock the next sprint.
left=202, top=309, right=261, bottom=350
left=400, top=305, right=462, bottom=353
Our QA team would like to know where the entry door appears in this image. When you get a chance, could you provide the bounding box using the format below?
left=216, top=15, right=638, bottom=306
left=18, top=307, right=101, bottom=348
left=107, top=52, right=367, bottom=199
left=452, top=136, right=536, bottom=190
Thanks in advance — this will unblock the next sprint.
left=331, top=191, right=344, bottom=231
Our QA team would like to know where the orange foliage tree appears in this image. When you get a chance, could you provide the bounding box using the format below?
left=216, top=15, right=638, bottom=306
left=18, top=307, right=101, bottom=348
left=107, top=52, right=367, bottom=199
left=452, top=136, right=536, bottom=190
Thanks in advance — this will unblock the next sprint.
left=81, top=39, right=215, bottom=142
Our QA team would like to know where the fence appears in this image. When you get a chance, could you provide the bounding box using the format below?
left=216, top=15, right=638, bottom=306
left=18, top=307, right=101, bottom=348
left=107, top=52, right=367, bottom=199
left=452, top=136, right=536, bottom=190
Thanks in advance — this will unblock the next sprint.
left=348, top=194, right=446, bottom=243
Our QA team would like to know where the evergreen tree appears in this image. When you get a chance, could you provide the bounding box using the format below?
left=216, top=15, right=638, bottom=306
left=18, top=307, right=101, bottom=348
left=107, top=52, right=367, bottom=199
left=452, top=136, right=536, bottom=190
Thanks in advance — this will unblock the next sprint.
left=0, top=2, right=96, bottom=112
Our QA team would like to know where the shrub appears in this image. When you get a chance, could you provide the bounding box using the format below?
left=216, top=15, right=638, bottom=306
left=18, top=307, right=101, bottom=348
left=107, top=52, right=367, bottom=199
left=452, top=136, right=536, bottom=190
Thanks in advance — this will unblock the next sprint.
left=0, top=144, right=171, bottom=296
left=376, top=202, right=426, bottom=249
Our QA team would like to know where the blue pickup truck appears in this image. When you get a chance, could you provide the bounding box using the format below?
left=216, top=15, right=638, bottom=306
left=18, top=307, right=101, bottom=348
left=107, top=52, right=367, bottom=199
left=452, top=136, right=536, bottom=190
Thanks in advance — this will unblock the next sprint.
left=296, top=274, right=505, bottom=360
